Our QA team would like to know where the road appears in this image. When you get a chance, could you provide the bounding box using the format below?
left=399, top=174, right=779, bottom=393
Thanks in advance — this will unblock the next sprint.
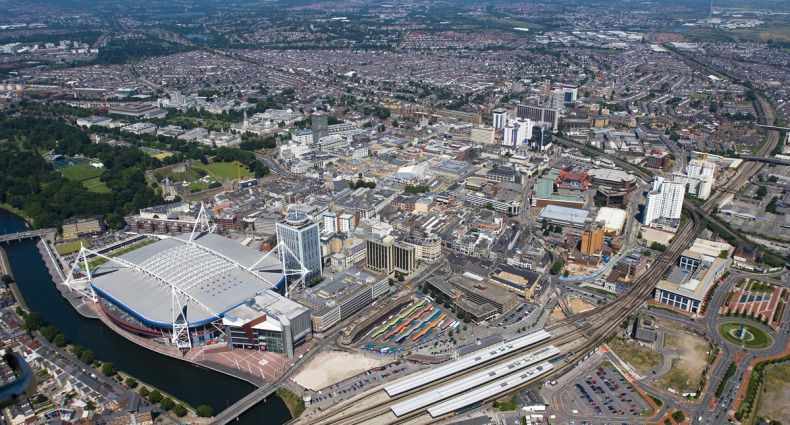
left=303, top=101, right=777, bottom=424
left=0, top=228, right=54, bottom=244
left=212, top=334, right=337, bottom=424
left=295, top=193, right=702, bottom=425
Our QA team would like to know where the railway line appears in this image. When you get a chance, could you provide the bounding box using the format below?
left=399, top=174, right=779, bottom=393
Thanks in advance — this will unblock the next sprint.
left=297, top=203, right=701, bottom=425
left=302, top=66, right=780, bottom=425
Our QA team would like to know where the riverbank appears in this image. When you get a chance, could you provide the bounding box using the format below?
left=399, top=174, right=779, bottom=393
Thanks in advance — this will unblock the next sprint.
left=0, top=245, right=29, bottom=311
left=276, top=388, right=305, bottom=418
left=35, top=237, right=267, bottom=387
left=0, top=209, right=292, bottom=424
left=0, top=204, right=33, bottom=226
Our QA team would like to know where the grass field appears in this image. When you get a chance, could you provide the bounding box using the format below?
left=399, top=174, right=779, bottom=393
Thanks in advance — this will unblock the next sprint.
left=82, top=177, right=111, bottom=193
left=192, top=162, right=252, bottom=182
left=756, top=362, right=790, bottom=425
left=659, top=332, right=710, bottom=393
left=719, top=322, right=771, bottom=349
left=59, top=163, right=110, bottom=193
left=89, top=239, right=156, bottom=268
left=691, top=92, right=708, bottom=100
left=55, top=240, right=89, bottom=255
left=59, top=163, right=103, bottom=181
left=608, top=337, right=663, bottom=375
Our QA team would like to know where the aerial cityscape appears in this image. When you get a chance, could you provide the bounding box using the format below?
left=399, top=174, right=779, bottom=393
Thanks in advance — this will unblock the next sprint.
left=0, top=0, right=788, bottom=424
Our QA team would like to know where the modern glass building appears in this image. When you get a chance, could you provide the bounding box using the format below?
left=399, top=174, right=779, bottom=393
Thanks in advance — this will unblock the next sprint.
left=276, top=210, right=322, bottom=282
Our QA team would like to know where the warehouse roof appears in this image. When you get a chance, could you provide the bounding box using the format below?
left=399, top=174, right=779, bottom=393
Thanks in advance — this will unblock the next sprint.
left=537, top=205, right=591, bottom=226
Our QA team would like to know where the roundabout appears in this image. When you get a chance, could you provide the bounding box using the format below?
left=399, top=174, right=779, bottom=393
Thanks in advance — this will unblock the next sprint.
left=718, top=322, right=772, bottom=349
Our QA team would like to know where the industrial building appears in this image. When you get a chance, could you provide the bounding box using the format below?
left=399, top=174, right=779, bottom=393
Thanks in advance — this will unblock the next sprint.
left=594, top=207, right=627, bottom=235
left=537, top=205, right=592, bottom=228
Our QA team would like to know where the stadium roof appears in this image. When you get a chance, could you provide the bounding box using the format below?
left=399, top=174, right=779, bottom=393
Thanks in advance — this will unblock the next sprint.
left=90, top=233, right=284, bottom=327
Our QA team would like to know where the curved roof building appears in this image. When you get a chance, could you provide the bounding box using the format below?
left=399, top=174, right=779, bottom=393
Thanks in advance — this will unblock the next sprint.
left=90, top=233, right=285, bottom=328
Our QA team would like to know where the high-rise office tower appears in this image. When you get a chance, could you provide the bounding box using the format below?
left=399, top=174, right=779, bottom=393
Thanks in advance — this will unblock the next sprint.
left=276, top=210, right=322, bottom=282
left=311, top=112, right=329, bottom=145
left=502, top=118, right=533, bottom=147
left=643, top=177, right=686, bottom=226
left=529, top=124, right=553, bottom=151
left=492, top=108, right=509, bottom=129
left=549, top=89, right=565, bottom=110
left=563, top=87, right=578, bottom=105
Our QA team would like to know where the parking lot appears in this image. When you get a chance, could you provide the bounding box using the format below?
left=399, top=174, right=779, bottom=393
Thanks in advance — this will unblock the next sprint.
left=494, top=303, right=537, bottom=328
left=308, top=360, right=424, bottom=410
left=560, top=364, right=651, bottom=419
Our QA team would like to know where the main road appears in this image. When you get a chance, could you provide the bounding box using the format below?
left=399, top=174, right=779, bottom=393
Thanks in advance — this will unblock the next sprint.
left=295, top=153, right=704, bottom=424
left=299, top=94, right=782, bottom=425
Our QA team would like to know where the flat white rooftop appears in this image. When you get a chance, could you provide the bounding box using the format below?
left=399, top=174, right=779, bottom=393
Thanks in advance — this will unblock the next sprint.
left=427, top=361, right=553, bottom=417
left=384, top=330, right=550, bottom=397
left=391, top=346, right=559, bottom=417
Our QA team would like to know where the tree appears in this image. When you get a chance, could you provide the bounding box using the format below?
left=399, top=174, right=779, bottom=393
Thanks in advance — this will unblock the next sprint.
left=79, top=349, right=95, bottom=365
left=756, top=186, right=768, bottom=198
left=147, top=389, right=162, bottom=403
left=22, top=312, right=43, bottom=332
left=484, top=202, right=494, bottom=210
left=649, top=242, right=667, bottom=252
left=550, top=260, right=564, bottom=275
left=53, top=333, right=67, bottom=347
left=196, top=405, right=214, bottom=417
left=101, top=362, right=117, bottom=376
left=138, top=387, right=150, bottom=397
left=39, top=325, right=59, bottom=341
left=1, top=274, right=13, bottom=287
left=160, top=397, right=175, bottom=411
left=173, top=404, right=188, bottom=417
left=125, top=377, right=138, bottom=388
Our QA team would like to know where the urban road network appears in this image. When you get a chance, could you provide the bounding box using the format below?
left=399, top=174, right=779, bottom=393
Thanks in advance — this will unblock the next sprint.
left=294, top=81, right=782, bottom=425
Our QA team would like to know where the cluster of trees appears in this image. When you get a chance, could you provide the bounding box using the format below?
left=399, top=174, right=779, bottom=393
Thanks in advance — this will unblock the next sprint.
left=0, top=113, right=277, bottom=228
left=138, top=386, right=191, bottom=416
left=238, top=135, right=277, bottom=151
left=550, top=259, right=564, bottom=275
left=0, top=115, right=164, bottom=229
left=403, top=184, right=429, bottom=194
left=95, top=35, right=190, bottom=65
left=649, top=242, right=667, bottom=252
left=766, top=196, right=779, bottom=213
left=715, top=363, right=737, bottom=398
left=349, top=179, right=376, bottom=190
left=492, top=396, right=518, bottom=412
left=361, top=106, right=391, bottom=120
left=723, top=112, right=756, bottom=121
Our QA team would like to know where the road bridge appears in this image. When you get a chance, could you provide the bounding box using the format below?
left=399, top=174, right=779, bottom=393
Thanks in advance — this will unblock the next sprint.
left=740, top=155, right=790, bottom=166
left=755, top=124, right=790, bottom=132
left=212, top=336, right=329, bottom=424
left=0, top=229, right=53, bottom=244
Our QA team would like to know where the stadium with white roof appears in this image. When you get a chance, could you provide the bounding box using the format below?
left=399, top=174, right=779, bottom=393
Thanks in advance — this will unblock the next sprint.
left=64, top=219, right=312, bottom=358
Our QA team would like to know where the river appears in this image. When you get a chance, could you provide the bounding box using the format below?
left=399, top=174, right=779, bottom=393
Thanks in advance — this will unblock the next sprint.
left=0, top=210, right=291, bottom=424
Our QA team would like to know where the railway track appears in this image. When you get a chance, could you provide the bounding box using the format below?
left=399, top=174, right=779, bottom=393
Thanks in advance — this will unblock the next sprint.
left=302, top=205, right=701, bottom=425
left=304, top=70, right=779, bottom=425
